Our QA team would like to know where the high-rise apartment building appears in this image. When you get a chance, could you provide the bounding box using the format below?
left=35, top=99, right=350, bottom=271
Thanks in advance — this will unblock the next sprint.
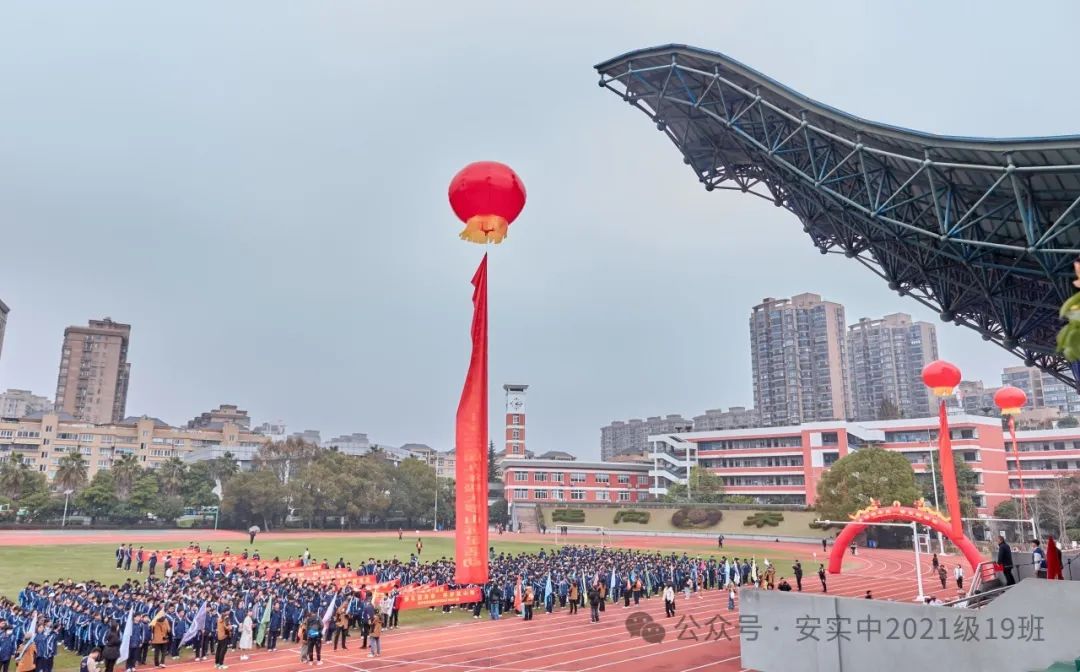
left=1001, top=366, right=1080, bottom=416
left=0, top=299, right=8, bottom=366
left=600, top=414, right=693, bottom=461
left=54, top=318, right=132, bottom=424
left=187, top=404, right=252, bottom=430
left=692, top=406, right=760, bottom=431
left=0, top=389, right=53, bottom=419
left=749, top=294, right=849, bottom=426
left=846, top=313, right=938, bottom=420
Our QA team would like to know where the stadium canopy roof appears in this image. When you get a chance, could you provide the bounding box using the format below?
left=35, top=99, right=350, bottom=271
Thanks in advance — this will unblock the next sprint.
left=596, top=44, right=1080, bottom=386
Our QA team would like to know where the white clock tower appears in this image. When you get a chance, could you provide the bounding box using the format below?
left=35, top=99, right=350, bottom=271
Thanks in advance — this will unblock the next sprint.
left=503, top=384, right=528, bottom=458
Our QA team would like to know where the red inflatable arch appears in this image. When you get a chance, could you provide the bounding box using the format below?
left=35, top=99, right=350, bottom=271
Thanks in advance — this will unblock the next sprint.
left=827, top=500, right=983, bottom=574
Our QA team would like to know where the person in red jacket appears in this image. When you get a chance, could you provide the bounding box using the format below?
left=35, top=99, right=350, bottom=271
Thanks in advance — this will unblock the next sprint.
left=390, top=592, right=402, bottom=629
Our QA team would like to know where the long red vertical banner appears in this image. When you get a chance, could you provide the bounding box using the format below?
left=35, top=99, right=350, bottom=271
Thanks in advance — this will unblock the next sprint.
left=454, top=254, right=489, bottom=585
left=937, top=400, right=963, bottom=536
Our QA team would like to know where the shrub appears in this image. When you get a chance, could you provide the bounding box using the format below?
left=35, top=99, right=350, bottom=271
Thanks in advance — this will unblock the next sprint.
left=614, top=510, right=650, bottom=524
left=743, top=512, right=784, bottom=528
left=551, top=508, right=585, bottom=524
left=671, top=507, right=723, bottom=529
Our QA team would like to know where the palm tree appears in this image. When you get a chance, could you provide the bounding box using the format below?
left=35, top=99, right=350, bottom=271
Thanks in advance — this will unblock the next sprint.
left=158, top=457, right=186, bottom=498
left=207, top=452, right=239, bottom=486
left=111, top=453, right=142, bottom=501
left=54, top=452, right=88, bottom=493
left=0, top=457, right=32, bottom=500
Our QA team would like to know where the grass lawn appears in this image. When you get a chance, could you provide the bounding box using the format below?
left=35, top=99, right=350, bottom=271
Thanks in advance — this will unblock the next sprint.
left=1, top=532, right=819, bottom=671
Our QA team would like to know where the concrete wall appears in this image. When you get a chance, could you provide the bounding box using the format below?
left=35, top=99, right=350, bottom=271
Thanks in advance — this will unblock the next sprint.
left=741, top=579, right=1080, bottom=672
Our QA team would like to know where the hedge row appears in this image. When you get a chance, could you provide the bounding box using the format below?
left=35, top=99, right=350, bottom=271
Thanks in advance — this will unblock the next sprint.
left=613, top=510, right=650, bottom=524
left=743, top=512, right=784, bottom=528
left=550, top=508, right=586, bottom=524
left=671, top=507, right=723, bottom=529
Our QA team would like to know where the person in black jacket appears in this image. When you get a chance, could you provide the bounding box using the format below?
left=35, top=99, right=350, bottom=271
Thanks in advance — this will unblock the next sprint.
left=587, top=585, right=601, bottom=623
left=101, top=625, right=121, bottom=672
left=997, top=533, right=1015, bottom=585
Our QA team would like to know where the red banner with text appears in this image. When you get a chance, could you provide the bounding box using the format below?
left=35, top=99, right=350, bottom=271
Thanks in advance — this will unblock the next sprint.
left=454, top=254, right=489, bottom=585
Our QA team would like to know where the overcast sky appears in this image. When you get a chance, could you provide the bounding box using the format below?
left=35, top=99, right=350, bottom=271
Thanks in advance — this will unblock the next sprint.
left=2, top=2, right=1078, bottom=457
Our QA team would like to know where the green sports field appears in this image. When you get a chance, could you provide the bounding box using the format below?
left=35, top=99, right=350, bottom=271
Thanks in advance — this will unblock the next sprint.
left=0, top=531, right=813, bottom=671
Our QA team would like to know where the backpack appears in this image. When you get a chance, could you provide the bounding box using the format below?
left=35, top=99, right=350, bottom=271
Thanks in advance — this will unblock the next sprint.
left=307, top=625, right=320, bottom=639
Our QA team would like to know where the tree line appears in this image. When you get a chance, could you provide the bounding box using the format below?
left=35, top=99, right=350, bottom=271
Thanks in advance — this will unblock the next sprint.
left=0, top=437, right=456, bottom=531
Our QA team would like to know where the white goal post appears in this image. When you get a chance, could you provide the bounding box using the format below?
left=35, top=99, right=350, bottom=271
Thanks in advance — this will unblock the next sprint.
left=554, top=524, right=607, bottom=547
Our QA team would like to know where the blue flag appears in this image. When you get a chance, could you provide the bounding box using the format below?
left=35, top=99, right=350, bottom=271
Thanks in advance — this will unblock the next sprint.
left=544, top=575, right=553, bottom=603
left=609, top=567, right=616, bottom=600
left=117, top=609, right=134, bottom=664
left=180, top=601, right=207, bottom=647
left=17, top=612, right=36, bottom=661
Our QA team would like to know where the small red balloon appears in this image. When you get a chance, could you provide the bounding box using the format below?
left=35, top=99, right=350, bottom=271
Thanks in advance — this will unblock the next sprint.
left=448, top=161, right=526, bottom=244
left=921, top=360, right=961, bottom=396
left=993, top=385, right=1027, bottom=415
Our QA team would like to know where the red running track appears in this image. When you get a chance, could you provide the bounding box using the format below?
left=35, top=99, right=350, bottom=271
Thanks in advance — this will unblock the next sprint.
left=1, top=531, right=972, bottom=671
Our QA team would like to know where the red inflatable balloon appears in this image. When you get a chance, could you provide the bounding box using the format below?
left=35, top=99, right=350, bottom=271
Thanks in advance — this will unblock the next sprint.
left=921, top=360, right=961, bottom=397
left=449, top=161, right=526, bottom=244
left=994, top=385, right=1027, bottom=415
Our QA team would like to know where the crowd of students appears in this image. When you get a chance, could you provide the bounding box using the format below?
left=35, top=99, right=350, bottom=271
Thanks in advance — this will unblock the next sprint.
left=0, top=541, right=825, bottom=672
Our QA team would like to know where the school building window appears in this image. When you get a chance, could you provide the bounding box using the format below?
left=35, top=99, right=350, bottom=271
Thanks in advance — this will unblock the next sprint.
left=595, top=473, right=609, bottom=484
left=618, top=491, right=630, bottom=502
left=637, top=475, right=648, bottom=485
left=512, top=429, right=521, bottom=439
left=552, top=473, right=564, bottom=482
left=617, top=474, right=630, bottom=484
left=79, top=434, right=95, bottom=442
left=514, top=471, right=527, bottom=481
left=570, top=490, right=585, bottom=500
left=534, top=472, right=548, bottom=482
left=512, top=414, right=520, bottom=425
left=596, top=491, right=610, bottom=501
left=513, top=489, right=528, bottom=499
left=570, top=472, right=587, bottom=483
left=552, top=490, right=565, bottom=500
left=534, top=490, right=549, bottom=499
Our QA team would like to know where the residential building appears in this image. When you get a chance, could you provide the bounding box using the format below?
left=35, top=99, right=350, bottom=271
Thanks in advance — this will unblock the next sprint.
left=846, top=313, right=938, bottom=420
left=288, top=429, right=322, bottom=446
left=54, top=318, right=132, bottom=424
left=252, top=421, right=287, bottom=441
left=648, top=414, right=1056, bottom=516
left=0, top=299, right=8, bottom=365
left=1001, top=366, right=1080, bottom=416
left=0, top=389, right=53, bottom=419
left=502, top=458, right=651, bottom=504
left=600, top=415, right=693, bottom=461
left=692, top=406, right=760, bottom=431
left=323, top=432, right=372, bottom=456
left=0, top=411, right=269, bottom=481
left=749, top=294, right=849, bottom=426
left=186, top=404, right=252, bottom=431
left=953, top=380, right=999, bottom=416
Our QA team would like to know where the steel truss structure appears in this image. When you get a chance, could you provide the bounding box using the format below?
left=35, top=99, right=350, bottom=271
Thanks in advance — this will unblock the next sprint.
left=596, top=45, right=1080, bottom=386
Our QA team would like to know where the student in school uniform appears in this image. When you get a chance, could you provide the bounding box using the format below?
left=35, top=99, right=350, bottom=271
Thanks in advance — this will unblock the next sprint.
left=0, top=624, right=15, bottom=672
left=79, top=649, right=101, bottom=672
left=214, top=608, right=233, bottom=670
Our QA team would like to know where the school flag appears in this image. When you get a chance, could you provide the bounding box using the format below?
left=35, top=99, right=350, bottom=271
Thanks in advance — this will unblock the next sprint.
left=256, top=596, right=272, bottom=646
left=750, top=559, right=758, bottom=584
left=117, top=608, right=134, bottom=664
left=644, top=567, right=651, bottom=594
left=608, top=567, right=616, bottom=602
left=320, top=595, right=336, bottom=633
left=579, top=575, right=587, bottom=605
left=544, top=574, right=553, bottom=611
left=179, top=601, right=207, bottom=647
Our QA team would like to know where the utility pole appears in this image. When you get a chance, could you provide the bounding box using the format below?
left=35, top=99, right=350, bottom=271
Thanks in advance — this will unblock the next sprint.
left=927, top=442, right=946, bottom=555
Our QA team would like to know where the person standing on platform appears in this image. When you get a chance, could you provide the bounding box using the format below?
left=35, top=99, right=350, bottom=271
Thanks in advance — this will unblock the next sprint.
left=727, top=585, right=736, bottom=611
left=567, top=583, right=578, bottom=616
left=938, top=565, right=948, bottom=590
left=818, top=565, right=827, bottom=593
left=792, top=561, right=803, bottom=592
left=954, top=565, right=964, bottom=590
left=332, top=605, right=348, bottom=651
left=997, top=532, right=1015, bottom=585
